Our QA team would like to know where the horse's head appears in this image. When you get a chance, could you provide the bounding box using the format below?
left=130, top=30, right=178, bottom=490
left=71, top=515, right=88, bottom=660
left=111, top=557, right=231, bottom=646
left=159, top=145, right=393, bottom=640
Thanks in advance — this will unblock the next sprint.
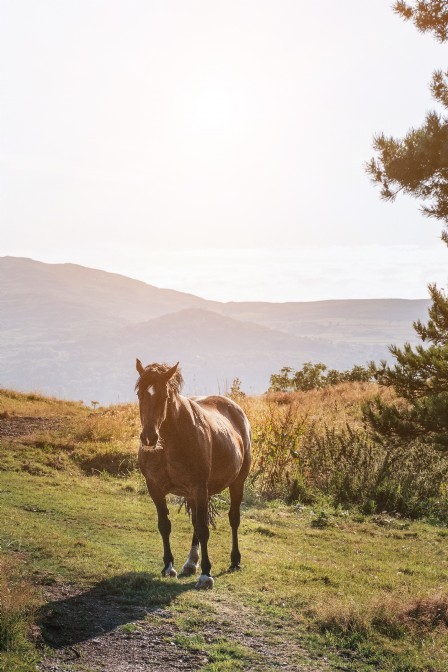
left=135, top=360, right=180, bottom=451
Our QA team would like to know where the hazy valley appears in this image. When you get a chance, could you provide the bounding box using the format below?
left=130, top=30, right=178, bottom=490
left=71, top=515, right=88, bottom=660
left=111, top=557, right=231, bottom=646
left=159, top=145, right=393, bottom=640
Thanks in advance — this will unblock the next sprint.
left=0, top=256, right=430, bottom=403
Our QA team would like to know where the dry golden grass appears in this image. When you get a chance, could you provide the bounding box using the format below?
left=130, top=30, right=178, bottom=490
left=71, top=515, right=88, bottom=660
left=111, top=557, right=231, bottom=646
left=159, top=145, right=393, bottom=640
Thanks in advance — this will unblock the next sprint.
left=312, top=591, right=448, bottom=638
left=262, top=381, right=396, bottom=428
left=0, top=387, right=84, bottom=417
left=15, top=403, right=142, bottom=477
left=239, top=383, right=448, bottom=517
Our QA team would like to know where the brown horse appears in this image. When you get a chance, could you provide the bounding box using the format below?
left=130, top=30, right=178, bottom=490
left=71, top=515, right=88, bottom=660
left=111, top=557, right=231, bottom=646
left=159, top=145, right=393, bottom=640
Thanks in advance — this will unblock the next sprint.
left=135, top=360, right=252, bottom=589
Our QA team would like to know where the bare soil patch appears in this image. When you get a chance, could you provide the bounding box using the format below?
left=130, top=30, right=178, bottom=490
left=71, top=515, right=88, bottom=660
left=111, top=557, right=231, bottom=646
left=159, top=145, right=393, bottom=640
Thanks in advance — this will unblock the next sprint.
left=0, top=415, right=64, bottom=439
left=37, top=583, right=207, bottom=672
left=36, top=581, right=327, bottom=672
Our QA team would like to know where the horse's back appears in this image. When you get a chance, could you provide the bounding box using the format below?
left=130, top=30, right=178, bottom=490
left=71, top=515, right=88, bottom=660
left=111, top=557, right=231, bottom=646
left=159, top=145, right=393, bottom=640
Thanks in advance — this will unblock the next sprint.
left=191, top=394, right=251, bottom=449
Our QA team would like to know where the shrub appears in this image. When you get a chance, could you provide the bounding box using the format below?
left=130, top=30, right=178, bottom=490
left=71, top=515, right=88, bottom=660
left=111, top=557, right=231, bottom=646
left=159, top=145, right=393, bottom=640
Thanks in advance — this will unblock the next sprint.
left=247, top=384, right=448, bottom=520
left=249, top=399, right=306, bottom=500
left=227, top=378, right=246, bottom=403
left=299, top=425, right=448, bottom=518
left=269, top=362, right=375, bottom=392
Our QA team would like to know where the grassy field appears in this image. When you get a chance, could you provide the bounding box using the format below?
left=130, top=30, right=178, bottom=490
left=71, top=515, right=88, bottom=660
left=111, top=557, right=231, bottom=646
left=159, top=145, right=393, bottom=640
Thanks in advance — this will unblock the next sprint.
left=1, top=387, right=447, bottom=672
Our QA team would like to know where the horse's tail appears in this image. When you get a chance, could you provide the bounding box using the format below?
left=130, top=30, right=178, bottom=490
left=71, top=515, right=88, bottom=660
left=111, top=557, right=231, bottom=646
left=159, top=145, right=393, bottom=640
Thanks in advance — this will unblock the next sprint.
left=177, top=497, right=221, bottom=529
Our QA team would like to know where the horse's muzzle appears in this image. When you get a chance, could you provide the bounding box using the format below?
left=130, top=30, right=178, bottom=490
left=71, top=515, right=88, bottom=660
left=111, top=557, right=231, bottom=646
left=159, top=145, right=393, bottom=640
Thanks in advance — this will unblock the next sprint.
left=140, top=430, right=160, bottom=452
left=140, top=443, right=159, bottom=453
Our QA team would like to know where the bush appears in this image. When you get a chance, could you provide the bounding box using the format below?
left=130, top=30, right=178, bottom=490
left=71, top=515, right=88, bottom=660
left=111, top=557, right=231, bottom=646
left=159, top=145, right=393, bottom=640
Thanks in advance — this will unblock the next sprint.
left=249, top=399, right=306, bottom=500
left=269, top=362, right=375, bottom=392
left=300, top=425, right=448, bottom=518
left=247, top=385, right=448, bottom=520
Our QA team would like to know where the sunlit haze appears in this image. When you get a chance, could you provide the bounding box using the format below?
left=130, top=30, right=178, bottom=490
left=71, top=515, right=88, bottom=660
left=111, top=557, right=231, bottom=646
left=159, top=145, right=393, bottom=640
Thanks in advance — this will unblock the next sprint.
left=1, top=0, right=447, bottom=301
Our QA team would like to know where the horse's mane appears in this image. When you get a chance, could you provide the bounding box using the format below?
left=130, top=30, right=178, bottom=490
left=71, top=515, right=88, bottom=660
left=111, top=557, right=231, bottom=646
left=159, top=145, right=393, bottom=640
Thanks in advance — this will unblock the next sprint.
left=135, top=362, right=184, bottom=397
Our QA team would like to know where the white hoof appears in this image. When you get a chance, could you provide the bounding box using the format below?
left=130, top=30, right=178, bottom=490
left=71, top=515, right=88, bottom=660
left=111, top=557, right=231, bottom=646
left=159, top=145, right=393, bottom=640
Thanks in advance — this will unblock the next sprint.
left=162, top=562, right=177, bottom=578
left=195, top=574, right=214, bottom=590
left=180, top=546, right=200, bottom=577
left=180, top=561, right=199, bottom=577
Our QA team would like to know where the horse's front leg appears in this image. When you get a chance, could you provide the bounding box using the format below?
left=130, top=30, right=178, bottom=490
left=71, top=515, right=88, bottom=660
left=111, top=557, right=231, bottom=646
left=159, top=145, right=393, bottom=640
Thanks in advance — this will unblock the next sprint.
left=194, top=491, right=214, bottom=589
left=151, top=490, right=177, bottom=578
left=180, top=500, right=200, bottom=577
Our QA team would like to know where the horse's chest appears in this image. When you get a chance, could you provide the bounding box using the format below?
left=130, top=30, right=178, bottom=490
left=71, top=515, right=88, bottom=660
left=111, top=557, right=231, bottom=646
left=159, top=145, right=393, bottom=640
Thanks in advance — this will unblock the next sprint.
left=139, top=449, right=193, bottom=497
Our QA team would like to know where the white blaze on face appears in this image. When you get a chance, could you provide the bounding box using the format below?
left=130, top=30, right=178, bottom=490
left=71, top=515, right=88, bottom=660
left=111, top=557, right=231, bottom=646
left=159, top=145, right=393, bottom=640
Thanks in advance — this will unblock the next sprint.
left=139, top=384, right=159, bottom=451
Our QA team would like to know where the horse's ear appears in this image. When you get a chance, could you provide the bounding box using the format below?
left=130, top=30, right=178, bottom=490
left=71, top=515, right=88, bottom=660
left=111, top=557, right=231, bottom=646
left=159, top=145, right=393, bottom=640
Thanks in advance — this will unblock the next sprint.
left=164, top=362, right=179, bottom=381
left=136, top=358, right=145, bottom=376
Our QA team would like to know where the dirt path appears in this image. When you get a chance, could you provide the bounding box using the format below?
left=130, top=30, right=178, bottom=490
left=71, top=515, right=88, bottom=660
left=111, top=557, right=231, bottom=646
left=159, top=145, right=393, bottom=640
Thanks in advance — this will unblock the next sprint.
left=37, top=584, right=207, bottom=672
left=37, top=583, right=328, bottom=672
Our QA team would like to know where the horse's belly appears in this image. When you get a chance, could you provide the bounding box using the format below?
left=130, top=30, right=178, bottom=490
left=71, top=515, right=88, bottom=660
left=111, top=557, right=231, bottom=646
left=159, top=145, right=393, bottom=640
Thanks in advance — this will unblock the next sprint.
left=208, top=441, right=245, bottom=494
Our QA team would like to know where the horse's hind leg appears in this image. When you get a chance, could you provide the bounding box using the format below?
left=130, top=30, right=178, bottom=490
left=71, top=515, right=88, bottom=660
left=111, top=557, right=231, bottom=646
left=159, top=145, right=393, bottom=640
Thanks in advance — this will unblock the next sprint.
left=229, top=480, right=244, bottom=570
left=152, top=493, right=177, bottom=578
left=180, top=501, right=200, bottom=577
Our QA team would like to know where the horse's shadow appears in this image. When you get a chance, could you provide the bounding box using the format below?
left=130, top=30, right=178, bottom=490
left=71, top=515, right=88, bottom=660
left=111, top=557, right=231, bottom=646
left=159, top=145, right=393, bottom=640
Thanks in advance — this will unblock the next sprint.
left=39, top=572, right=195, bottom=650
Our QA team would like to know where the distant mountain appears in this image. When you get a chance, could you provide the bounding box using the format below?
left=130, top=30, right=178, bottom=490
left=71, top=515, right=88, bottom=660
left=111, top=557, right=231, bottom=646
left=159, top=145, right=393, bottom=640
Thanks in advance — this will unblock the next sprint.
left=0, top=255, right=209, bottom=329
left=214, top=298, right=431, bottom=345
left=0, top=256, right=430, bottom=403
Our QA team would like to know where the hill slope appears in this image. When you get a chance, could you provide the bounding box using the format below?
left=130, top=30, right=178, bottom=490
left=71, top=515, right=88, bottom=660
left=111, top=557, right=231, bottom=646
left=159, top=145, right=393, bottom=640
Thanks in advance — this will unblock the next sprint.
left=0, top=256, right=430, bottom=402
left=1, top=388, right=446, bottom=672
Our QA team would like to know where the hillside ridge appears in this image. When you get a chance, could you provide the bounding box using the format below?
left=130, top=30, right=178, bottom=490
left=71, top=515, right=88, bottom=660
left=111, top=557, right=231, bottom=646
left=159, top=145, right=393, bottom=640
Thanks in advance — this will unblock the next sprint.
left=1, top=256, right=430, bottom=402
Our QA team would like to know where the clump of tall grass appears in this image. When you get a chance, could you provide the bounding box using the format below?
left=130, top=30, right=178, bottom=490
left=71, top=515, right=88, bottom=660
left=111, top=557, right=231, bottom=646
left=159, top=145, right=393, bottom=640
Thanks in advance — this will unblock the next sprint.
left=0, top=556, right=38, bottom=666
left=68, top=404, right=140, bottom=444
left=25, top=404, right=141, bottom=477
left=308, top=593, right=448, bottom=672
left=248, top=398, right=306, bottom=500
left=311, top=592, right=448, bottom=658
left=61, top=404, right=141, bottom=476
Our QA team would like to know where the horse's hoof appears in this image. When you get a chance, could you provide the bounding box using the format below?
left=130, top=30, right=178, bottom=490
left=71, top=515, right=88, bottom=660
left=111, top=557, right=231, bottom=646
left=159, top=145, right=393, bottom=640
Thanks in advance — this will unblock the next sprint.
left=229, top=564, right=241, bottom=572
left=180, top=562, right=199, bottom=577
left=195, top=574, right=214, bottom=590
left=162, top=563, right=177, bottom=578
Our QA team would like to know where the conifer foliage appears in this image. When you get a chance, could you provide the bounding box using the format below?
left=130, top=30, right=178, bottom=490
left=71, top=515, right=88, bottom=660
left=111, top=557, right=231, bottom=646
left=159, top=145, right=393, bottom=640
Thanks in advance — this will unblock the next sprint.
left=367, top=2, right=448, bottom=244
left=366, top=283, right=448, bottom=450
left=365, top=2, right=448, bottom=451
left=395, top=1, right=448, bottom=42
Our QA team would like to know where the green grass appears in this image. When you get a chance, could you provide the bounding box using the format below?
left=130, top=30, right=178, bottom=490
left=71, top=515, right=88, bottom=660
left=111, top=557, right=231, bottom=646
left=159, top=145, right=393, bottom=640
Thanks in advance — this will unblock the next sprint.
left=1, top=390, right=447, bottom=671
left=1, top=461, right=447, bottom=670
left=173, top=634, right=252, bottom=671
left=0, top=555, right=39, bottom=672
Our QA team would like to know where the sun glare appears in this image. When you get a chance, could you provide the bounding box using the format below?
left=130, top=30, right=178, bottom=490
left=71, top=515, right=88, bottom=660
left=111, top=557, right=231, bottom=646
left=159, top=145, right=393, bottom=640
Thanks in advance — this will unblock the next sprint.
left=189, top=88, right=238, bottom=133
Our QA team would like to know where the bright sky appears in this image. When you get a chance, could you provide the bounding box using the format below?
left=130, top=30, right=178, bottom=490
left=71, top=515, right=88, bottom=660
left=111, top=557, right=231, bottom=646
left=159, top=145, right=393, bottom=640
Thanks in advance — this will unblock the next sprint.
left=1, top=0, right=447, bottom=301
